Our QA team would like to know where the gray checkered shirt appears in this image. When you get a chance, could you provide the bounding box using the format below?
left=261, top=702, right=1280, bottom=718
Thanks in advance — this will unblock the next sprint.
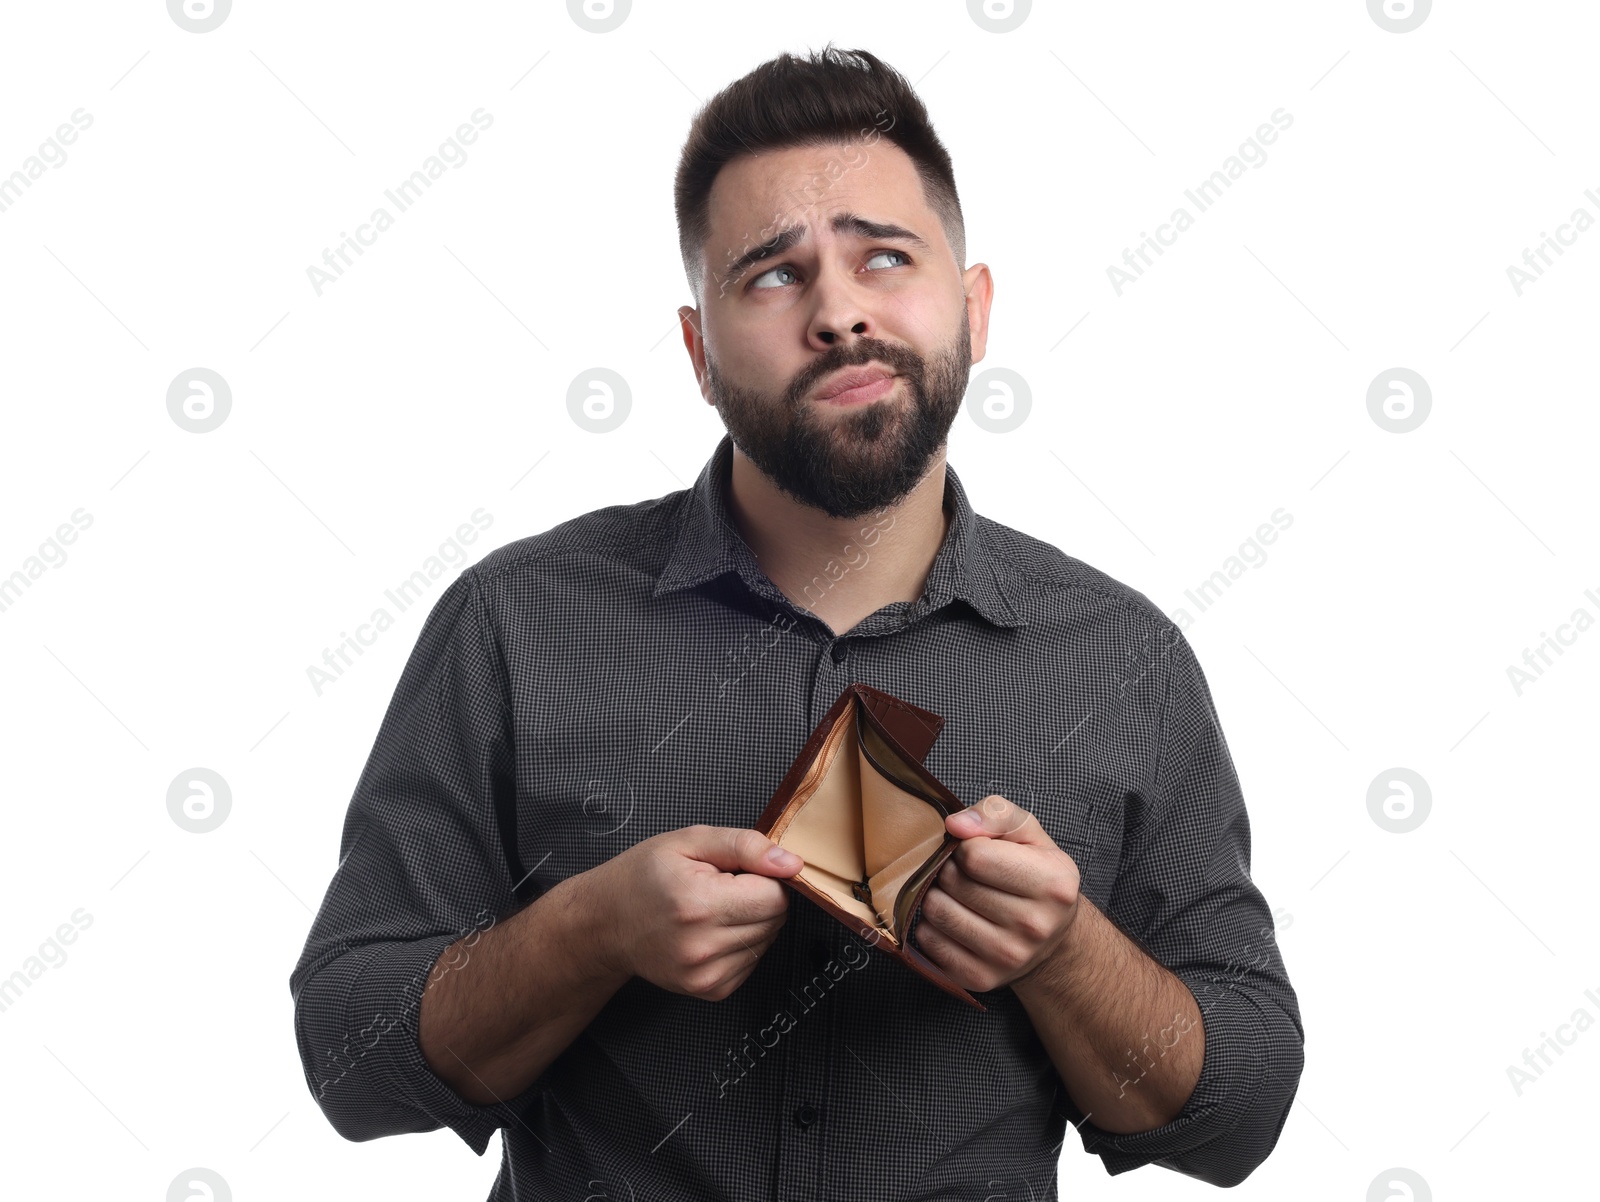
left=289, top=433, right=1305, bottom=1200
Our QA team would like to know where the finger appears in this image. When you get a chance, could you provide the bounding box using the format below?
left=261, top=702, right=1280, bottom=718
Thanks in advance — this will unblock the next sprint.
left=684, top=824, right=806, bottom=877
left=920, top=882, right=1007, bottom=954
left=912, top=907, right=989, bottom=980
left=945, top=794, right=1048, bottom=846
left=710, top=871, right=798, bottom=925
left=948, top=837, right=1061, bottom=898
left=648, top=846, right=795, bottom=927
left=933, top=857, right=1034, bottom=927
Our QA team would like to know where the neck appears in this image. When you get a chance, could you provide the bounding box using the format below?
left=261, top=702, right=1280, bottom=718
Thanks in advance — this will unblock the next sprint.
left=726, top=444, right=951, bottom=637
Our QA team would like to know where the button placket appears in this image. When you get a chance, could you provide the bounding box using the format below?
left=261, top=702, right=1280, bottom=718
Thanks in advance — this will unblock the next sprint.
left=774, top=909, right=836, bottom=1199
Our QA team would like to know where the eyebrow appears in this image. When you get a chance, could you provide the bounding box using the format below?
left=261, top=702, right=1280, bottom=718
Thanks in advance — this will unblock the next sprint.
left=719, top=211, right=931, bottom=286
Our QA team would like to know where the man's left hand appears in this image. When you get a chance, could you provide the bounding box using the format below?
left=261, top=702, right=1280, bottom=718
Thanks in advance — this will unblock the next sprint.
left=914, top=794, right=1083, bottom=993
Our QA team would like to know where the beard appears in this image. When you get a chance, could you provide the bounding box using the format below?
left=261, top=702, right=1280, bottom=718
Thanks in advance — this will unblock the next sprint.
left=704, top=307, right=972, bottom=520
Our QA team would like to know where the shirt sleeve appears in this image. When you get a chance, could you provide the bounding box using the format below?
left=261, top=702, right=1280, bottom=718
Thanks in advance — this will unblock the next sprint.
left=287, top=566, right=549, bottom=1156
left=1065, top=623, right=1306, bottom=1187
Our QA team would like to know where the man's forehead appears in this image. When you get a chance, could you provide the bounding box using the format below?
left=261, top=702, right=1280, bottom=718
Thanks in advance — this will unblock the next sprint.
left=705, top=140, right=926, bottom=234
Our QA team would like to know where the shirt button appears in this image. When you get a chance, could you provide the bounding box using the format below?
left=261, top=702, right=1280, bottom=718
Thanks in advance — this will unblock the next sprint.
left=793, top=1103, right=820, bottom=1129
left=830, top=641, right=848, bottom=663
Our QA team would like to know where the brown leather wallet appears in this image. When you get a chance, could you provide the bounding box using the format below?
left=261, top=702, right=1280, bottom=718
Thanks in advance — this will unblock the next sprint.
left=754, top=682, right=986, bottom=1011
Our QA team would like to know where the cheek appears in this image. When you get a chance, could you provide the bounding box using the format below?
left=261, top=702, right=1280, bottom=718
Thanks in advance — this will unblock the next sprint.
left=709, top=321, right=801, bottom=393
left=891, top=295, right=964, bottom=359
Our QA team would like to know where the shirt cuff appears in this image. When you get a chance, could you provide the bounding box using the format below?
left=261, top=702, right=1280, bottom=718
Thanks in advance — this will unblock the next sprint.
left=1068, top=972, right=1271, bottom=1178
left=344, top=933, right=553, bottom=1156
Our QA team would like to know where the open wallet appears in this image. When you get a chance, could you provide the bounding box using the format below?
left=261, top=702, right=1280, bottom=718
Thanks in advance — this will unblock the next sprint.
left=753, top=682, right=987, bottom=1011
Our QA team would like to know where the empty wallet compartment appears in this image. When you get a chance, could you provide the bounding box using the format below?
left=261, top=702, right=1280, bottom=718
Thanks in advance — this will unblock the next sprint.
left=764, top=692, right=963, bottom=947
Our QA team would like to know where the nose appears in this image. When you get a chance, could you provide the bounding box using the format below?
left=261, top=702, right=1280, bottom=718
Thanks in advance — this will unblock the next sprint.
left=810, top=316, right=868, bottom=347
left=805, top=261, right=877, bottom=350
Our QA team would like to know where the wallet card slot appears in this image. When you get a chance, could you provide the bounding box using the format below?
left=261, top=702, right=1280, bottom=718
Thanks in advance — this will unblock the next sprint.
left=892, top=839, right=955, bottom=936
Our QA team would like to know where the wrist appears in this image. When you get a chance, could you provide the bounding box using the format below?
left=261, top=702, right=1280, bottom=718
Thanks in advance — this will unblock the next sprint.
left=1013, top=894, right=1096, bottom=999
left=561, top=866, right=632, bottom=987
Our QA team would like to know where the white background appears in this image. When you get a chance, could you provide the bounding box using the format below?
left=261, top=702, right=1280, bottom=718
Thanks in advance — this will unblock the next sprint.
left=1, top=1, right=1595, bottom=1198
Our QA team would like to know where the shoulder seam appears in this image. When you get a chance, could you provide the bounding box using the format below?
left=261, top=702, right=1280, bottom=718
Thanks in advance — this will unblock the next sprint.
left=466, top=492, right=687, bottom=590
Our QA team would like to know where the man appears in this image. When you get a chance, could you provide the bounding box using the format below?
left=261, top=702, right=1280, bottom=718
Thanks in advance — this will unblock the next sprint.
left=290, top=45, right=1304, bottom=1200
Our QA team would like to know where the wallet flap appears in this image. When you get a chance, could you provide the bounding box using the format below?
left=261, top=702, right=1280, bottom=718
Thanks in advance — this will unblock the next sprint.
left=854, top=684, right=944, bottom=764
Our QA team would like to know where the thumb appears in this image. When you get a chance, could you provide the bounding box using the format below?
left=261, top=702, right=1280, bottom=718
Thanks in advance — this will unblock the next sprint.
left=945, top=794, right=1044, bottom=844
left=688, top=825, right=805, bottom=876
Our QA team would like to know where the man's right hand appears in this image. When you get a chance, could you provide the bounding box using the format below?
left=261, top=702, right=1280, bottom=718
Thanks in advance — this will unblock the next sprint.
left=584, top=824, right=805, bottom=1002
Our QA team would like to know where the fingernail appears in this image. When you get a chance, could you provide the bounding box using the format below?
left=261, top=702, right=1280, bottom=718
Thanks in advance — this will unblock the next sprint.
left=767, top=846, right=801, bottom=868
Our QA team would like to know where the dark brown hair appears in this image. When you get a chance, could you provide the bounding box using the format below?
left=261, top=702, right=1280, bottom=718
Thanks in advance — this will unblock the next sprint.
left=674, top=44, right=966, bottom=305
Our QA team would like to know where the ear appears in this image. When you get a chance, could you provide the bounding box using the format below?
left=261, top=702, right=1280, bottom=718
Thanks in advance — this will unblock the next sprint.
left=678, top=304, right=713, bottom=405
left=960, top=263, right=994, bottom=367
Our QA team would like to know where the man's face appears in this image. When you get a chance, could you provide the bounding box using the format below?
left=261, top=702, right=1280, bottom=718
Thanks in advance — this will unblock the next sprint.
left=680, top=140, right=990, bottom=520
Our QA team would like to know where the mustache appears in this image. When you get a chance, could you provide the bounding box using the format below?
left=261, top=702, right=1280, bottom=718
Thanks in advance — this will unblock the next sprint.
left=787, top=341, right=924, bottom=405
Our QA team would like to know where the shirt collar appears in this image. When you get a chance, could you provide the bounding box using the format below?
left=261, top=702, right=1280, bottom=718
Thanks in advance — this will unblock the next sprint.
left=653, top=433, right=1027, bottom=630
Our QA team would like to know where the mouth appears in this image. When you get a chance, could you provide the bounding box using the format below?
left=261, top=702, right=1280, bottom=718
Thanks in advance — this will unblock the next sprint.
left=813, top=365, right=899, bottom=406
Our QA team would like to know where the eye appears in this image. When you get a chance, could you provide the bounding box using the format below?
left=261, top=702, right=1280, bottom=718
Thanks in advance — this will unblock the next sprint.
left=750, top=265, right=798, bottom=290
left=864, top=249, right=911, bottom=270
left=747, top=250, right=912, bottom=292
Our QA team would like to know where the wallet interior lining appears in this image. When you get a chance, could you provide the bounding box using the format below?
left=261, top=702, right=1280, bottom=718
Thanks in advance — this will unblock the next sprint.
left=771, top=696, right=949, bottom=944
